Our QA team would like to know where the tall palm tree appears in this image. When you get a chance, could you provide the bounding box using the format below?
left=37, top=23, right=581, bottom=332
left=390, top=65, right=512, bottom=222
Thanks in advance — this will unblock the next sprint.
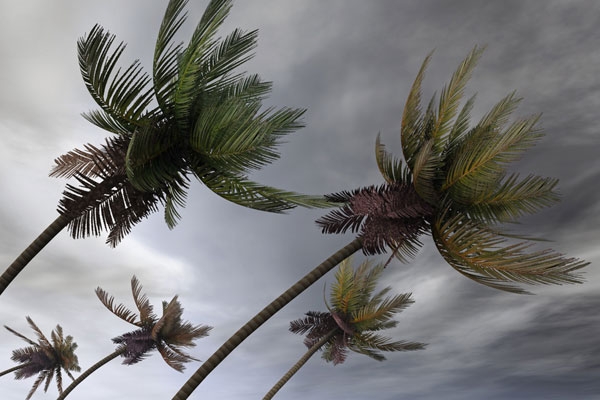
left=58, top=275, right=211, bottom=399
left=0, top=0, right=328, bottom=296
left=1, top=317, right=80, bottom=399
left=172, top=47, right=588, bottom=399
left=263, top=258, right=425, bottom=399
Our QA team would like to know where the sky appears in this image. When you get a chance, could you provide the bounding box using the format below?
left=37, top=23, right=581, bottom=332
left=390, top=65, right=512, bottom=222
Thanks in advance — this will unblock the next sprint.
left=1, top=1, right=599, bottom=399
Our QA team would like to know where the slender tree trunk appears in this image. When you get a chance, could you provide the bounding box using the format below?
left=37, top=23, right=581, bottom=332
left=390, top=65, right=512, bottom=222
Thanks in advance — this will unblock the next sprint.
left=0, top=362, right=33, bottom=378
left=0, top=214, right=71, bottom=296
left=263, top=330, right=336, bottom=400
left=57, top=348, right=124, bottom=400
left=172, top=238, right=362, bottom=400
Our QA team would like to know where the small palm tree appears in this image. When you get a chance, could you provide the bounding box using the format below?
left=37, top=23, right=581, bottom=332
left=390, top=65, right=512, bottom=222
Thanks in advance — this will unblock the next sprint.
left=1, top=317, right=80, bottom=400
left=58, top=276, right=211, bottom=399
left=173, top=47, right=589, bottom=399
left=0, top=0, right=328, bottom=296
left=263, top=258, right=425, bottom=399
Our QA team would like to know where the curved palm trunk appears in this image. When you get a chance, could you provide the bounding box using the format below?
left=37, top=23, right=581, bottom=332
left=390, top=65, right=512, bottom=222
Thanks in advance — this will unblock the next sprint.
left=0, top=362, right=33, bottom=378
left=172, top=238, right=362, bottom=400
left=0, top=214, right=71, bottom=296
left=57, top=348, right=124, bottom=400
left=263, top=330, right=336, bottom=400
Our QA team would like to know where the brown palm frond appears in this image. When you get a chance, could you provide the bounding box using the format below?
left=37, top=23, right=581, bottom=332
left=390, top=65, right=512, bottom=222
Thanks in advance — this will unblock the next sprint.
left=95, top=286, right=140, bottom=326
left=130, top=276, right=155, bottom=324
left=317, top=183, right=433, bottom=256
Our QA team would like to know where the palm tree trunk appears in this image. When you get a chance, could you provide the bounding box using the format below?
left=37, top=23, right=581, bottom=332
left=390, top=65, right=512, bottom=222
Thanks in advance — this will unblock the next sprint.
left=57, top=348, right=124, bottom=400
left=263, top=330, right=336, bottom=400
left=172, top=238, right=362, bottom=400
left=0, top=362, right=33, bottom=378
left=0, top=214, right=71, bottom=296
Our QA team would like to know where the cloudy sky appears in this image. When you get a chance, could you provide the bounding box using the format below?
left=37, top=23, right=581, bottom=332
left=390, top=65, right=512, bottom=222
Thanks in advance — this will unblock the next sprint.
left=1, top=1, right=599, bottom=399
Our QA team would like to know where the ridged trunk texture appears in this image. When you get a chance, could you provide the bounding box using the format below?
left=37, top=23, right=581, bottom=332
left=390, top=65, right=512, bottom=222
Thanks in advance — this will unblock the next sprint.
left=57, top=349, right=124, bottom=400
left=171, top=238, right=362, bottom=399
left=0, top=214, right=71, bottom=296
left=263, top=330, right=336, bottom=400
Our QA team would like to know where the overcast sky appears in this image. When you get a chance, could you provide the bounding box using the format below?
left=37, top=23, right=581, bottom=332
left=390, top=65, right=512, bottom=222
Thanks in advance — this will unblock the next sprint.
left=1, top=1, right=599, bottom=399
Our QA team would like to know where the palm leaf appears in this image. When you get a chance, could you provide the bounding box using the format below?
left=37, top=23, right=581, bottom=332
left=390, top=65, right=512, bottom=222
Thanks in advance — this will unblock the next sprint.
left=78, top=25, right=154, bottom=133
left=375, top=133, right=412, bottom=185
left=173, top=0, right=232, bottom=132
left=95, top=287, right=140, bottom=325
left=432, top=212, right=587, bottom=294
left=153, top=0, right=188, bottom=115
left=401, top=50, right=433, bottom=169
left=130, top=276, right=155, bottom=324
left=433, top=46, right=484, bottom=147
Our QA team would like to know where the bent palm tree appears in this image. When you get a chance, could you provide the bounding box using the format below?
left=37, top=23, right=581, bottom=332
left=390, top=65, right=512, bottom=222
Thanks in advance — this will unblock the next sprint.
left=0, top=0, right=327, bottom=296
left=263, top=258, right=425, bottom=399
left=173, top=47, right=588, bottom=399
left=1, top=317, right=80, bottom=399
left=58, top=276, right=211, bottom=399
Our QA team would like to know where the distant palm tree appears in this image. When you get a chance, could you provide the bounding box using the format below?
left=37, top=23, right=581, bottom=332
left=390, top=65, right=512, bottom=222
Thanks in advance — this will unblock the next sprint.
left=1, top=317, right=80, bottom=399
left=0, top=0, right=328, bottom=296
left=173, top=46, right=588, bottom=399
left=263, top=258, right=425, bottom=399
left=58, top=276, right=211, bottom=399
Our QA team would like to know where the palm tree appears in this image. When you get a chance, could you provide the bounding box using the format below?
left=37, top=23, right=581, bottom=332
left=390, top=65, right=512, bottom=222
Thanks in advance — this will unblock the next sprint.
left=58, top=275, right=211, bottom=399
left=263, top=258, right=425, bottom=399
left=0, top=0, right=328, bottom=296
left=1, top=317, right=80, bottom=399
left=172, top=47, right=588, bottom=399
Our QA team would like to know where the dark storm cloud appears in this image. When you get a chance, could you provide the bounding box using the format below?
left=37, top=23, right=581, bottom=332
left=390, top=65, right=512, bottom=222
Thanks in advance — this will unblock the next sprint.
left=1, top=1, right=598, bottom=399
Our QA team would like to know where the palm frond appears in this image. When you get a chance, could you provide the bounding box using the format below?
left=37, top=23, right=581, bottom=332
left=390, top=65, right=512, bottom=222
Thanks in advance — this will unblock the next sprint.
left=173, top=0, right=232, bottom=131
left=432, top=213, right=587, bottom=294
left=195, top=167, right=330, bottom=212
left=153, top=0, right=188, bottom=115
left=401, top=50, right=433, bottom=169
left=156, top=343, right=194, bottom=372
left=443, top=93, right=539, bottom=197
left=316, top=183, right=433, bottom=256
left=78, top=24, right=154, bottom=133
left=130, top=276, right=155, bottom=324
left=289, top=312, right=333, bottom=336
left=375, top=134, right=412, bottom=185
left=95, top=287, right=140, bottom=325
left=433, top=46, right=485, bottom=147
left=462, top=173, right=560, bottom=223
left=350, top=332, right=425, bottom=360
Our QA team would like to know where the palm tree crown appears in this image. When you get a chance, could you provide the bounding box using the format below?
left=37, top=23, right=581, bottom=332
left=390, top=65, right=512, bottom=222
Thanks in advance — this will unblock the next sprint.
left=262, top=258, right=424, bottom=399
left=2, top=317, right=80, bottom=399
left=96, top=276, right=212, bottom=371
left=292, top=258, right=425, bottom=364
left=59, top=0, right=328, bottom=244
left=318, top=46, right=588, bottom=294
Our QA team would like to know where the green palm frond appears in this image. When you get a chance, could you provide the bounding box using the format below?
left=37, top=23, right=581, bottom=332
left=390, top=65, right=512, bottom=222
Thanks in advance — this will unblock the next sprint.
left=153, top=0, right=188, bottom=115
left=350, top=332, right=425, bottom=361
left=443, top=109, right=542, bottom=202
left=461, top=173, right=560, bottom=223
left=375, top=134, right=412, bottom=185
left=173, top=0, right=232, bottom=131
left=329, top=259, right=359, bottom=313
left=351, top=292, right=414, bottom=332
left=194, top=166, right=330, bottom=212
left=432, top=213, right=587, bottom=294
left=191, top=98, right=305, bottom=174
left=78, top=25, right=154, bottom=134
left=433, top=46, right=485, bottom=148
left=401, top=51, right=433, bottom=168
